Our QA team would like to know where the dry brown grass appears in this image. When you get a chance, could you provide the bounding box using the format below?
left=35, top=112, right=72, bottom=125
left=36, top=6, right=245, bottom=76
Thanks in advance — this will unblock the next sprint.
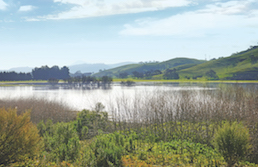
left=0, top=97, right=77, bottom=124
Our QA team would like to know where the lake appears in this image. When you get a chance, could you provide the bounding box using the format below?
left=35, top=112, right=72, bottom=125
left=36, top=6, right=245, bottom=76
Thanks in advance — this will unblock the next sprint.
left=0, top=82, right=256, bottom=112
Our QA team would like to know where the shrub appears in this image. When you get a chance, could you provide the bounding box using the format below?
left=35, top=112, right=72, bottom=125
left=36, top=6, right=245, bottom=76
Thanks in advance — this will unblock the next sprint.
left=75, top=109, right=110, bottom=139
left=90, top=132, right=137, bottom=167
left=0, top=108, right=42, bottom=165
left=213, top=121, right=251, bottom=167
left=39, top=121, right=80, bottom=162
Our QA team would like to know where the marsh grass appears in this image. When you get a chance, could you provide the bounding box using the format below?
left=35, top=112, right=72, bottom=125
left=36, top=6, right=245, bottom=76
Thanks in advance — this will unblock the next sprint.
left=107, top=84, right=258, bottom=163
left=1, top=83, right=258, bottom=165
left=0, top=97, right=77, bottom=124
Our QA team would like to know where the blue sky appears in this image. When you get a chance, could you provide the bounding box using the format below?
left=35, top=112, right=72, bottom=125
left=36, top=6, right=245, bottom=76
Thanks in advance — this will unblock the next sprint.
left=1, top=0, right=258, bottom=70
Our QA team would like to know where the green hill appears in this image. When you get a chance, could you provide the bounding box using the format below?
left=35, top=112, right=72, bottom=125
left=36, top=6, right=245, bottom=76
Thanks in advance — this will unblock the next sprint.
left=93, top=45, right=258, bottom=80
left=178, top=45, right=258, bottom=80
left=94, top=58, right=205, bottom=77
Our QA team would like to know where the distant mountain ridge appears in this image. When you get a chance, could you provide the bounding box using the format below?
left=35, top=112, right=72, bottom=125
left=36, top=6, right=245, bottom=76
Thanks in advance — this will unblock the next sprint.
left=68, top=62, right=135, bottom=73
left=6, top=67, right=33, bottom=73
left=2, top=62, right=135, bottom=74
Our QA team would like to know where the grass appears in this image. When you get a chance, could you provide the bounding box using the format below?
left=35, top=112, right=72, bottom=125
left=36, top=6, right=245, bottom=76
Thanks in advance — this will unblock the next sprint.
left=179, top=46, right=258, bottom=79
left=1, top=77, right=257, bottom=86
left=94, top=46, right=258, bottom=80
left=94, top=58, right=205, bottom=77
left=0, top=97, right=77, bottom=124
left=0, top=80, right=48, bottom=83
left=113, top=78, right=258, bottom=83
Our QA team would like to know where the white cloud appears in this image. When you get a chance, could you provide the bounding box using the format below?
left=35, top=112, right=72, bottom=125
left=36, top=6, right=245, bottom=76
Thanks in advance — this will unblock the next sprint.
left=0, top=0, right=8, bottom=10
left=43, top=0, right=191, bottom=19
left=199, top=0, right=257, bottom=15
left=18, top=5, right=36, bottom=12
left=120, top=0, right=258, bottom=36
left=24, top=18, right=40, bottom=22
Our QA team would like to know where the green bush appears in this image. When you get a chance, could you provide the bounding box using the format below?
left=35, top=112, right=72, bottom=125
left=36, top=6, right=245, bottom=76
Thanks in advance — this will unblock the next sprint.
left=213, top=121, right=251, bottom=167
left=0, top=108, right=42, bottom=166
left=75, top=109, right=110, bottom=139
left=90, top=132, right=137, bottom=167
left=38, top=120, right=80, bottom=162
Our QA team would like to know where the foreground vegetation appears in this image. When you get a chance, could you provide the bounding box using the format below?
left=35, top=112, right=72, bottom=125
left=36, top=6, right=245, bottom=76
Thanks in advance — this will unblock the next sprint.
left=1, top=84, right=258, bottom=166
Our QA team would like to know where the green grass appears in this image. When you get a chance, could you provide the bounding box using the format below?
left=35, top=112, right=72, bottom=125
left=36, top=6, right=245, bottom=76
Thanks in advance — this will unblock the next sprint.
left=95, top=46, right=258, bottom=80
left=0, top=80, right=48, bottom=86
left=94, top=58, right=205, bottom=77
left=0, top=80, right=47, bottom=83
left=0, top=80, right=70, bottom=86
left=114, top=78, right=258, bottom=83
left=178, top=46, right=258, bottom=80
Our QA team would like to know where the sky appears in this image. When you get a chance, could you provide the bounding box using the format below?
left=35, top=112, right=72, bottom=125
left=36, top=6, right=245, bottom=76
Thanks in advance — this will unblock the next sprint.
left=1, top=0, right=258, bottom=70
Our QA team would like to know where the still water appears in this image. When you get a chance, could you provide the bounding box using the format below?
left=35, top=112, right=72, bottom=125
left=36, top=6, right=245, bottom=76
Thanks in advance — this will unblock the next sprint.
left=0, top=82, right=254, bottom=111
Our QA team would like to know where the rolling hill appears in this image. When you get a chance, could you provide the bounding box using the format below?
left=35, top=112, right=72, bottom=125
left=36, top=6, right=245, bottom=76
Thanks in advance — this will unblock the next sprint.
left=178, top=45, right=258, bottom=80
left=94, top=58, right=206, bottom=77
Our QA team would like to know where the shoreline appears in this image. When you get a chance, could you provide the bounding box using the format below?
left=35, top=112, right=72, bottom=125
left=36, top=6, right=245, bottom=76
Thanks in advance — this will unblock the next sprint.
left=0, top=79, right=258, bottom=87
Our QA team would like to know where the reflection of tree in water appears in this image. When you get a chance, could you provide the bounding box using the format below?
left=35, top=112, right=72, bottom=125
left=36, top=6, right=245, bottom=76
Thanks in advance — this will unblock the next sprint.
left=48, top=78, right=59, bottom=87
left=64, top=76, right=113, bottom=90
left=120, top=80, right=135, bottom=86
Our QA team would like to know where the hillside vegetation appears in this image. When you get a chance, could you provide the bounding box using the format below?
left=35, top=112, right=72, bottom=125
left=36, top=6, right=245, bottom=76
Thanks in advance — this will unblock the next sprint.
left=94, top=58, right=205, bottom=78
left=94, top=45, right=258, bottom=80
left=179, top=45, right=258, bottom=80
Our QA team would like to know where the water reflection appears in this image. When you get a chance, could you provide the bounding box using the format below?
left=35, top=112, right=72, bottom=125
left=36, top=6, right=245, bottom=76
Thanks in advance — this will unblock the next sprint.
left=0, top=82, right=255, bottom=111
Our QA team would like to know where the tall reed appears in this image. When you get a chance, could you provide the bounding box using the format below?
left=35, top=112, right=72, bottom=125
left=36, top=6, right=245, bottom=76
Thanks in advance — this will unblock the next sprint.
left=0, top=97, right=77, bottom=124
left=107, top=84, right=258, bottom=162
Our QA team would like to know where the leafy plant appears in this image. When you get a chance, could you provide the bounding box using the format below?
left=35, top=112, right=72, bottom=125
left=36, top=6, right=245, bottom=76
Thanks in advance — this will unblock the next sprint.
left=75, top=109, right=110, bottom=139
left=122, top=139, right=225, bottom=167
left=0, top=108, right=42, bottom=165
left=89, top=132, right=137, bottom=167
left=39, top=120, right=80, bottom=162
left=213, top=121, right=251, bottom=167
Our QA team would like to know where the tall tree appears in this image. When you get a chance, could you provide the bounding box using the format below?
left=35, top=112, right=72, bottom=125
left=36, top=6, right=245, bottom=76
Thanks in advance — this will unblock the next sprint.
left=32, top=65, right=70, bottom=80
left=163, top=68, right=179, bottom=80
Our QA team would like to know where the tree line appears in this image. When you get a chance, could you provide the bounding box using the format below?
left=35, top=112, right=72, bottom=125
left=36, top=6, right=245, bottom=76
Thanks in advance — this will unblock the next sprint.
left=0, top=65, right=70, bottom=81
left=0, top=72, right=32, bottom=81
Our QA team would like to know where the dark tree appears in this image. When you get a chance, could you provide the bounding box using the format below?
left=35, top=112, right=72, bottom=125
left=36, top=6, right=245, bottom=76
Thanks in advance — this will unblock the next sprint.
left=153, top=70, right=162, bottom=75
left=0, top=71, right=32, bottom=81
left=118, top=72, right=128, bottom=78
left=144, top=70, right=162, bottom=78
left=132, top=71, right=144, bottom=78
left=250, top=55, right=258, bottom=64
left=163, top=68, right=179, bottom=80
left=205, top=69, right=219, bottom=80
left=101, top=76, right=112, bottom=85
left=32, top=65, right=70, bottom=80
left=60, top=66, right=70, bottom=79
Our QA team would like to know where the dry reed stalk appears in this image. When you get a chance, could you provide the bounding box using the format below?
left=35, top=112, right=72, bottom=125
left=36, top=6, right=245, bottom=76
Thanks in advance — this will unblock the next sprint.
left=0, top=97, right=77, bottom=124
